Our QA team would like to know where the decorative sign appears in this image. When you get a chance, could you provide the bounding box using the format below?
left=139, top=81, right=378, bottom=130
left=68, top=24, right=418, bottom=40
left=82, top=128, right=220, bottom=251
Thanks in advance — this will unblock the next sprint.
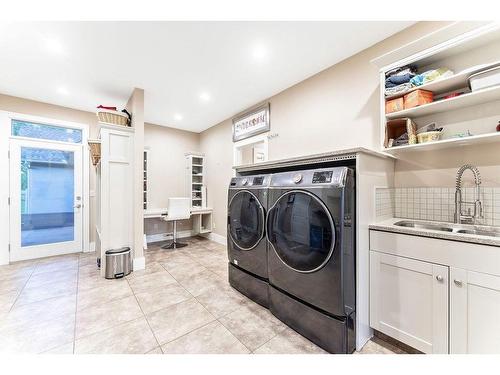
left=232, top=103, right=270, bottom=142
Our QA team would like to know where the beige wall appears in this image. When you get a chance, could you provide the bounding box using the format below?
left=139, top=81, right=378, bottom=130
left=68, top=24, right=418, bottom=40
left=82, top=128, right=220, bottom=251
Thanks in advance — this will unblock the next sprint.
left=199, top=118, right=234, bottom=238
left=0, top=93, right=99, bottom=135
left=143, top=123, right=200, bottom=235
left=199, top=22, right=471, bottom=237
left=394, top=144, right=500, bottom=188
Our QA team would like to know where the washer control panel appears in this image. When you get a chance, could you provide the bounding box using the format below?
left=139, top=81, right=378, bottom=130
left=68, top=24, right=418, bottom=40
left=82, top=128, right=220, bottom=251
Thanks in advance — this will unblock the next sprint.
left=253, top=176, right=264, bottom=185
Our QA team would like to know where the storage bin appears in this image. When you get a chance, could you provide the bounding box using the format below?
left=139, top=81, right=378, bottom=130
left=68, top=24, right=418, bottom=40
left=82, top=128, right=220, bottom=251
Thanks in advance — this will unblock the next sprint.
left=87, top=139, right=101, bottom=166
left=404, top=89, right=433, bottom=109
left=417, top=131, right=441, bottom=144
left=96, top=109, right=130, bottom=126
left=469, top=66, right=500, bottom=91
left=104, top=247, right=132, bottom=279
left=385, top=97, right=404, bottom=114
left=384, top=118, right=417, bottom=148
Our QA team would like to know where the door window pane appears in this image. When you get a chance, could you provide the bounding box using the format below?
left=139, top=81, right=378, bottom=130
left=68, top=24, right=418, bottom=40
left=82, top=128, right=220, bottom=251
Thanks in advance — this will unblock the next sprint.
left=21, top=147, right=75, bottom=246
left=12, top=119, right=82, bottom=143
left=229, top=191, right=264, bottom=250
left=267, top=191, right=334, bottom=272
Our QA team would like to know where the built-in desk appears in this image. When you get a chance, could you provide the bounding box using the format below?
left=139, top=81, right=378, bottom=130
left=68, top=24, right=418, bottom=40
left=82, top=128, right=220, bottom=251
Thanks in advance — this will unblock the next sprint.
left=143, top=207, right=213, bottom=247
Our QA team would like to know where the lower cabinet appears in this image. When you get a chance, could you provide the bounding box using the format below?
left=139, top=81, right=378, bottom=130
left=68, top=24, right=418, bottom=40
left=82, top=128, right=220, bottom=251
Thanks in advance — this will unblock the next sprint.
left=370, top=251, right=449, bottom=353
left=450, top=268, right=500, bottom=353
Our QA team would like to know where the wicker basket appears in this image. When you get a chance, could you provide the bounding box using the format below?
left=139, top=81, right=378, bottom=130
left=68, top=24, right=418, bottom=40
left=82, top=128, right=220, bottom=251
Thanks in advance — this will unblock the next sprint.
left=96, top=109, right=129, bottom=126
left=88, top=139, right=101, bottom=166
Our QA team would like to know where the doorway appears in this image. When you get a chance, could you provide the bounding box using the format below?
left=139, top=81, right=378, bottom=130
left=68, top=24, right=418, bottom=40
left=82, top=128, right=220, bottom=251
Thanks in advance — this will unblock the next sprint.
left=8, top=118, right=86, bottom=261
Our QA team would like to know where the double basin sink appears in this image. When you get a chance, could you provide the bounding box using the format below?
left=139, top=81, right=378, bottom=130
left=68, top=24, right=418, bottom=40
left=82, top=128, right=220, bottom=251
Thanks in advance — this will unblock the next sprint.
left=394, top=220, right=500, bottom=238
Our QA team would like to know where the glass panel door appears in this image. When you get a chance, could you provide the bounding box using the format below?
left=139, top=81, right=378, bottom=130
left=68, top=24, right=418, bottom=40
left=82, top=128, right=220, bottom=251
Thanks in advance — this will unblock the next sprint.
left=228, top=191, right=264, bottom=250
left=267, top=191, right=335, bottom=272
left=20, top=147, right=75, bottom=247
left=10, top=139, right=83, bottom=261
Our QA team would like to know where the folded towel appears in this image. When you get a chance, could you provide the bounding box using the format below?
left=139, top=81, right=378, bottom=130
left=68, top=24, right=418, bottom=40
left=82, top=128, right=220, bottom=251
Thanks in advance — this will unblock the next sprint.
left=410, top=68, right=454, bottom=86
left=385, top=65, right=418, bottom=79
left=385, top=82, right=413, bottom=97
left=385, top=73, right=415, bottom=88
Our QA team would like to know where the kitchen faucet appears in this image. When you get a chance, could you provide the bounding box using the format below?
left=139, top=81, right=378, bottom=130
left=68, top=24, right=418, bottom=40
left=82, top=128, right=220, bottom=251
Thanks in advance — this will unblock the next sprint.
left=454, top=164, right=483, bottom=224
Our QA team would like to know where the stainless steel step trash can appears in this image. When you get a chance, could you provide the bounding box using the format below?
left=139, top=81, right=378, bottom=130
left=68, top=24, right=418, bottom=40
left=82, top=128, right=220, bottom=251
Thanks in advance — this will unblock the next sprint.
left=105, top=247, right=132, bottom=279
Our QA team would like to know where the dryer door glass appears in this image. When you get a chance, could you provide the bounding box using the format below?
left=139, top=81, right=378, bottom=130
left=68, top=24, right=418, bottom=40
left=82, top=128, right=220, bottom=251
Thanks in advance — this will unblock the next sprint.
left=267, top=191, right=335, bottom=272
left=228, top=191, right=264, bottom=250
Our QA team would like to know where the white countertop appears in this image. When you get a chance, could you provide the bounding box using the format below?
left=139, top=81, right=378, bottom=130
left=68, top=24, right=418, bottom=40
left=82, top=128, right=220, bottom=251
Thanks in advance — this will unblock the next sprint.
left=144, top=207, right=213, bottom=219
left=370, top=217, right=500, bottom=247
left=234, top=147, right=394, bottom=173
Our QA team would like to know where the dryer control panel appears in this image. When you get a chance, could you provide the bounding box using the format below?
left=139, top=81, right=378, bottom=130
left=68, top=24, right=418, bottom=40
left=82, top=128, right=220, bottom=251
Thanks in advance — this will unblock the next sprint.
left=270, top=167, right=349, bottom=188
left=229, top=174, right=271, bottom=189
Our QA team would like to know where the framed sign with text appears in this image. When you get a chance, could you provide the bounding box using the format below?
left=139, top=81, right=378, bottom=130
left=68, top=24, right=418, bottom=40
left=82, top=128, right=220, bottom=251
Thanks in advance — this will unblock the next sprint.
left=232, top=103, right=270, bottom=142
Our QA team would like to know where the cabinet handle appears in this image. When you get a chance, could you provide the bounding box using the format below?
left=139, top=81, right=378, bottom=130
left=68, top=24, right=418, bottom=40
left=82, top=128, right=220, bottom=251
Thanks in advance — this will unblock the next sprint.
left=436, top=275, right=444, bottom=282
left=453, top=279, right=463, bottom=287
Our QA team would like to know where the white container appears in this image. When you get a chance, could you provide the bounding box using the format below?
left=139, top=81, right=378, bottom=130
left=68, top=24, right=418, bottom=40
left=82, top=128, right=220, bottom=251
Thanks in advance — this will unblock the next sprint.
left=469, top=66, right=500, bottom=91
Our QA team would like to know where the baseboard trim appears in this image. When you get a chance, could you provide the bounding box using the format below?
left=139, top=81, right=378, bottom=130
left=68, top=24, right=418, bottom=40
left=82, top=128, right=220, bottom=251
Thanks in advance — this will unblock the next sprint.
left=146, top=230, right=195, bottom=244
left=133, top=256, right=145, bottom=271
left=201, top=232, right=227, bottom=245
left=85, top=241, right=96, bottom=253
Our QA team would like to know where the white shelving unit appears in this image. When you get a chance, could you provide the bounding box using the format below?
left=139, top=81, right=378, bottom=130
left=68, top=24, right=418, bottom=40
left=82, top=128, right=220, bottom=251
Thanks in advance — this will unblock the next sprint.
left=143, top=149, right=149, bottom=210
left=376, top=23, right=500, bottom=155
left=185, top=152, right=206, bottom=208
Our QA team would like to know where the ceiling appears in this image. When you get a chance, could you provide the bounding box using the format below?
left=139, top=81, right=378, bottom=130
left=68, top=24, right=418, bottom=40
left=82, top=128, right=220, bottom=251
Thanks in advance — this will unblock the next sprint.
left=0, top=21, right=414, bottom=132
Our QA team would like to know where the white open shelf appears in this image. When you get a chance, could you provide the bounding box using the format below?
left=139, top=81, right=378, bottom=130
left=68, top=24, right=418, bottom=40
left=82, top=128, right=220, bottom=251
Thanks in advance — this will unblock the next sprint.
left=384, top=131, right=500, bottom=154
left=385, top=74, right=467, bottom=100
left=386, top=85, right=500, bottom=120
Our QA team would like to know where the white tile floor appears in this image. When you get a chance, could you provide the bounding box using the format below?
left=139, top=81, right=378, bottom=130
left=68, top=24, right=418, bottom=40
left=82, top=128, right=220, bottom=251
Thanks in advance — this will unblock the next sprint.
left=0, top=236, right=404, bottom=354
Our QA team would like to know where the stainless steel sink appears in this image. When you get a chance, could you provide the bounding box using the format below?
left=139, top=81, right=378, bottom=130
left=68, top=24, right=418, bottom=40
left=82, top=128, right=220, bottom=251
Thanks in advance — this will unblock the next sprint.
left=394, top=220, right=454, bottom=232
left=394, top=220, right=500, bottom=238
left=455, top=229, right=500, bottom=237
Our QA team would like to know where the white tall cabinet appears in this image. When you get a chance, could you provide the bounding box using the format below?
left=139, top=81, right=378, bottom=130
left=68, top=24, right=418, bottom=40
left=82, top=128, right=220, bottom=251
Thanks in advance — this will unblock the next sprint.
left=95, top=124, right=135, bottom=277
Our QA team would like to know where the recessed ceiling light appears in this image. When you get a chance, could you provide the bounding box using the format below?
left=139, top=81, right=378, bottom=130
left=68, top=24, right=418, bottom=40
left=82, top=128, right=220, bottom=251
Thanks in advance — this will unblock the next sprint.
left=44, top=37, right=64, bottom=55
left=174, top=114, right=183, bottom=121
left=57, top=87, right=69, bottom=95
left=199, top=92, right=211, bottom=102
left=251, top=43, right=269, bottom=63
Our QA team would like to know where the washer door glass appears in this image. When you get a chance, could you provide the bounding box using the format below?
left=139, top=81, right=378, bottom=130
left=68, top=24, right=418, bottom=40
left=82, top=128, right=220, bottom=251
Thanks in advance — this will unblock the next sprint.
left=267, top=191, right=335, bottom=272
left=228, top=191, right=264, bottom=250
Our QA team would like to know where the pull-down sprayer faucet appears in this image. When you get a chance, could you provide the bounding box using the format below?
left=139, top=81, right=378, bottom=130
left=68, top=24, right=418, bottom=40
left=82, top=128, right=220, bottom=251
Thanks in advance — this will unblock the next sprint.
left=454, top=164, right=483, bottom=224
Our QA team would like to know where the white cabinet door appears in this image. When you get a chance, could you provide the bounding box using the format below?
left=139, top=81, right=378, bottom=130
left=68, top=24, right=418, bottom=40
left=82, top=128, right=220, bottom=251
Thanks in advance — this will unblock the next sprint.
left=451, top=268, right=500, bottom=353
left=370, top=251, right=449, bottom=353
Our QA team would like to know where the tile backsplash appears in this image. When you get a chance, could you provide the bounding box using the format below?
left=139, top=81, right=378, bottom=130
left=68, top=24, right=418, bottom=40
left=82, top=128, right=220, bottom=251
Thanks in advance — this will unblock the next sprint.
left=375, top=187, right=500, bottom=226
